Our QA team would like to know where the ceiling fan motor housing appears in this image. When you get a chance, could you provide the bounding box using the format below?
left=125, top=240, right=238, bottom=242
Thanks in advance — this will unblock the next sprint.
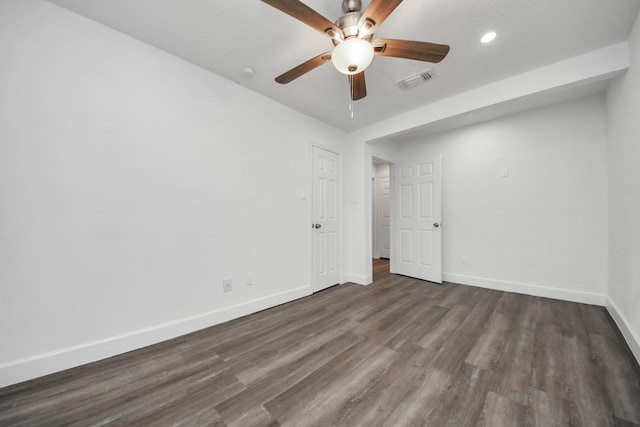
left=336, top=12, right=362, bottom=38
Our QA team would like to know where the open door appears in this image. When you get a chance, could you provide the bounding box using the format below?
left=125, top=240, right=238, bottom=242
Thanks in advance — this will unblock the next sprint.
left=392, top=155, right=442, bottom=283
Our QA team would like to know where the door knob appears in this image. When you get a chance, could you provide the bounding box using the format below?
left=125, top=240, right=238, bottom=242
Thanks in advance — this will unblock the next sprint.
left=433, top=222, right=440, bottom=228
left=314, top=223, right=322, bottom=229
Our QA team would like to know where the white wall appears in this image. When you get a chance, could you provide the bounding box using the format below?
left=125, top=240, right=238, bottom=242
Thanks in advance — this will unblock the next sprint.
left=342, top=139, right=370, bottom=283
left=606, top=11, right=640, bottom=362
left=371, top=95, right=609, bottom=304
left=0, top=0, right=347, bottom=387
left=348, top=43, right=629, bottom=288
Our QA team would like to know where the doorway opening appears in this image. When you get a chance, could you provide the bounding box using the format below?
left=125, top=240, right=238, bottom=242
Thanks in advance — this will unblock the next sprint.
left=372, top=157, right=392, bottom=274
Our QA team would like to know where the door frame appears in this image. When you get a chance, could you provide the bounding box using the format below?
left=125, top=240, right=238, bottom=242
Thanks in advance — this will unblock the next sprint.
left=372, top=174, right=378, bottom=259
left=309, top=142, right=344, bottom=292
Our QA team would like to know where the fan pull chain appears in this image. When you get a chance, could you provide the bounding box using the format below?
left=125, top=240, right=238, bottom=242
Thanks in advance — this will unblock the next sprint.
left=349, top=100, right=354, bottom=119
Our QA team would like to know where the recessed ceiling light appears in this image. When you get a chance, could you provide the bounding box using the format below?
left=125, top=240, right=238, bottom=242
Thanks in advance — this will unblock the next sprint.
left=481, top=32, right=497, bottom=43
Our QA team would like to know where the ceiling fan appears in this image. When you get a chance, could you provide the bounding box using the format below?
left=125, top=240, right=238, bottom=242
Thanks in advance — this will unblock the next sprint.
left=260, top=0, right=451, bottom=101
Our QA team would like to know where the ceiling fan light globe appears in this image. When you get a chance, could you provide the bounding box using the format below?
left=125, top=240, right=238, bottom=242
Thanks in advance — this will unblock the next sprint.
left=331, top=38, right=374, bottom=75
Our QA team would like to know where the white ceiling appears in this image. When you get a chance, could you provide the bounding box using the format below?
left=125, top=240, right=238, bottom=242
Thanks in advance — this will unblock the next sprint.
left=45, top=0, right=640, bottom=132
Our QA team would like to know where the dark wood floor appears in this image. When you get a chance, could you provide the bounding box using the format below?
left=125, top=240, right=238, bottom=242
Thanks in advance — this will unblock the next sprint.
left=1, top=259, right=639, bottom=426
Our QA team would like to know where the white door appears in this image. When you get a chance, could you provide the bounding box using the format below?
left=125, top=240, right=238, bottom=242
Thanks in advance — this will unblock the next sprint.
left=393, top=156, right=442, bottom=283
left=312, top=146, right=340, bottom=291
left=378, top=174, right=391, bottom=259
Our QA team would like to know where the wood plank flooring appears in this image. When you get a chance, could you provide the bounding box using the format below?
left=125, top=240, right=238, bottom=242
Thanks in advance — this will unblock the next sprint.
left=1, top=259, right=639, bottom=426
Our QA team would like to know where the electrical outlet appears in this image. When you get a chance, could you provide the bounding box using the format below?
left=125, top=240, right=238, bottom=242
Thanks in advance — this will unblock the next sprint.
left=246, top=273, right=253, bottom=286
left=223, top=278, right=232, bottom=292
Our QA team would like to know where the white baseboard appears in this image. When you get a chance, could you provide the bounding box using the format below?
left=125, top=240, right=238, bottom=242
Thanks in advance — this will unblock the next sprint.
left=605, top=297, right=640, bottom=366
left=345, top=274, right=372, bottom=285
left=443, top=272, right=607, bottom=306
left=0, top=285, right=312, bottom=389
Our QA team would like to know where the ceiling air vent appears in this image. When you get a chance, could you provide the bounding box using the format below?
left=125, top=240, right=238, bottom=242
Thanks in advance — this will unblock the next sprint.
left=396, top=69, right=435, bottom=90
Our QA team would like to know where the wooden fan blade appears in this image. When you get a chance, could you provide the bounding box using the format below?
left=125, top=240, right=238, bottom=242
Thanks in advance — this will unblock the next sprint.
left=373, top=38, right=450, bottom=63
left=275, top=52, right=332, bottom=84
left=359, top=0, right=403, bottom=33
left=349, top=72, right=367, bottom=101
left=261, top=0, right=340, bottom=36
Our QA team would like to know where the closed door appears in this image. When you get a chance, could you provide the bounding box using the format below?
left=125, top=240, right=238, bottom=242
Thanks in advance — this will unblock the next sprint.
left=378, top=174, right=391, bottom=259
left=312, top=146, right=340, bottom=291
left=393, top=155, right=442, bottom=283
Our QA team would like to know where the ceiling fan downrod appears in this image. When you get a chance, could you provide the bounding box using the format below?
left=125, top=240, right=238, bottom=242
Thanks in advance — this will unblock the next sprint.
left=342, top=0, right=362, bottom=13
